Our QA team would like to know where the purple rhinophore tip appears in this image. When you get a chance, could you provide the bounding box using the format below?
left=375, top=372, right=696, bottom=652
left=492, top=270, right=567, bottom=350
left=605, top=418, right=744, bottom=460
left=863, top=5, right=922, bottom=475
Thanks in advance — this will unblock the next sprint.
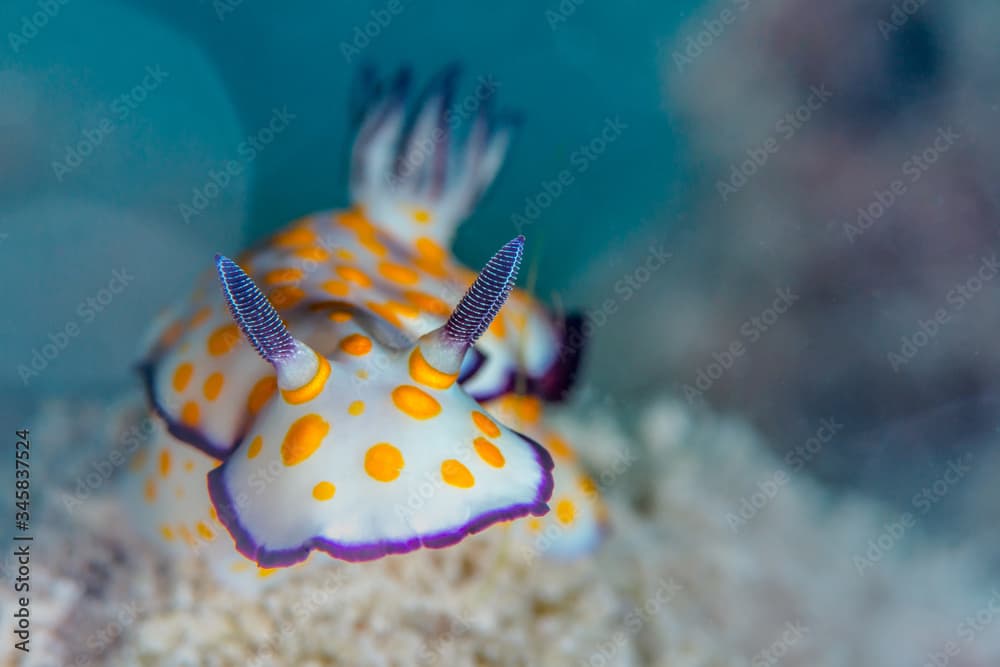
left=443, top=235, right=524, bottom=346
left=215, top=254, right=297, bottom=365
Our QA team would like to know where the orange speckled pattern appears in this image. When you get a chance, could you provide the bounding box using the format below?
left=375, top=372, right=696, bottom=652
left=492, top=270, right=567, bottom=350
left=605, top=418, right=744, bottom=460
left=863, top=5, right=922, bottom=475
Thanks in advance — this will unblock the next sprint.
left=133, top=70, right=593, bottom=573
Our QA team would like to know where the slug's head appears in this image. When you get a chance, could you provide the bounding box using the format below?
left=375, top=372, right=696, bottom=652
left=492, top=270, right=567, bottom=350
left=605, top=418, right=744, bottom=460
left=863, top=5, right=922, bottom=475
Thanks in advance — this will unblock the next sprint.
left=208, top=236, right=554, bottom=566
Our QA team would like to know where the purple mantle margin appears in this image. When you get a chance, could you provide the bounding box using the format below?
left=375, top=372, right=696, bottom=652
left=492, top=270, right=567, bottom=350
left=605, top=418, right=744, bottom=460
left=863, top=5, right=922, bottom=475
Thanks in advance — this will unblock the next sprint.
left=206, top=433, right=555, bottom=566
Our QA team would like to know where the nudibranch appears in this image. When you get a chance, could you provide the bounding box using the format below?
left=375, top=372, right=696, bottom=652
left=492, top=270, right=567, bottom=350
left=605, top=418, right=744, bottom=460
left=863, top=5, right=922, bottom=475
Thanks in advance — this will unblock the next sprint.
left=490, top=395, right=609, bottom=560
left=129, top=67, right=597, bottom=579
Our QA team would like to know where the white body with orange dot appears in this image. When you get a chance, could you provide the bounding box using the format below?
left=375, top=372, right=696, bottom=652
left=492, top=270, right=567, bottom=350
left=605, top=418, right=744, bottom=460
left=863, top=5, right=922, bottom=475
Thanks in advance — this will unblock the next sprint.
left=141, top=208, right=571, bottom=461
left=200, top=240, right=556, bottom=565
left=124, top=420, right=304, bottom=589
left=486, top=396, right=608, bottom=560
left=130, top=68, right=594, bottom=577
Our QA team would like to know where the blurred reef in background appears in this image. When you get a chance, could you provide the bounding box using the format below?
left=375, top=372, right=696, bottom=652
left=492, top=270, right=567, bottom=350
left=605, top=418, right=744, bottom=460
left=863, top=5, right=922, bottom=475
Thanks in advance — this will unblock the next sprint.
left=2, top=0, right=1000, bottom=522
left=3, top=0, right=1000, bottom=664
left=0, top=0, right=685, bottom=395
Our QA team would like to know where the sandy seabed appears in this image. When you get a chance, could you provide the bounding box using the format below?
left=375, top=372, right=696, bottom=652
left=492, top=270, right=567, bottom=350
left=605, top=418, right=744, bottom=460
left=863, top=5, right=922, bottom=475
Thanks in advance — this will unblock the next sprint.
left=4, top=396, right=1000, bottom=667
